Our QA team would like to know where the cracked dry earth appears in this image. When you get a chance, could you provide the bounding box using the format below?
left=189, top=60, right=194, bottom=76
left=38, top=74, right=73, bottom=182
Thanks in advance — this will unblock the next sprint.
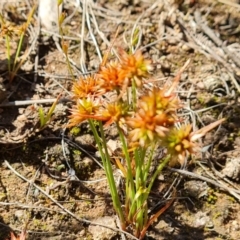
left=1, top=0, right=240, bottom=239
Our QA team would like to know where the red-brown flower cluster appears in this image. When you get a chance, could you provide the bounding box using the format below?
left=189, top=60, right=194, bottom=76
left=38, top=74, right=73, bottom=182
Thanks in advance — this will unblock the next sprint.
left=126, top=85, right=181, bottom=147
left=162, top=118, right=225, bottom=166
left=68, top=48, right=225, bottom=166
left=118, top=49, right=153, bottom=87
left=72, top=75, right=104, bottom=98
left=68, top=49, right=152, bottom=127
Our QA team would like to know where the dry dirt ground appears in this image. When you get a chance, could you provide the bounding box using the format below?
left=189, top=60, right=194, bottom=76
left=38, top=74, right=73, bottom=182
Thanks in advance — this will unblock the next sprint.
left=1, top=0, right=240, bottom=239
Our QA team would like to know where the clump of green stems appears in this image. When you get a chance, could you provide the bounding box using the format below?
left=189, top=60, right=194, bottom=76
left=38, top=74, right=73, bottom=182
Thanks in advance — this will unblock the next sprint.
left=0, top=6, right=35, bottom=82
left=68, top=48, right=225, bottom=238
left=38, top=93, right=62, bottom=130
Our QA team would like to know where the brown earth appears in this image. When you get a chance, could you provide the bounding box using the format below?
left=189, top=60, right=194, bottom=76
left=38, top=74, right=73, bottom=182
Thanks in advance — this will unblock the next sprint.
left=1, top=0, right=240, bottom=239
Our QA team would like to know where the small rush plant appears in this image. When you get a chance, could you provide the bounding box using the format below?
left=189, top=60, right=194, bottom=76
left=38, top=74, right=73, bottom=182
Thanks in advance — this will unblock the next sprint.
left=68, top=48, right=225, bottom=239
left=0, top=6, right=35, bottom=82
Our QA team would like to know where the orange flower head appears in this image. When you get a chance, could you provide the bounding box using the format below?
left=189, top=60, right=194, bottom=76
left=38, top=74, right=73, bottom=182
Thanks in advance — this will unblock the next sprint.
left=162, top=125, right=195, bottom=166
left=163, top=118, right=225, bottom=166
left=101, top=102, right=128, bottom=126
left=68, top=98, right=101, bottom=127
left=139, top=88, right=179, bottom=126
left=126, top=88, right=179, bottom=147
left=97, top=61, right=128, bottom=92
left=119, top=49, right=153, bottom=87
left=72, top=75, right=104, bottom=98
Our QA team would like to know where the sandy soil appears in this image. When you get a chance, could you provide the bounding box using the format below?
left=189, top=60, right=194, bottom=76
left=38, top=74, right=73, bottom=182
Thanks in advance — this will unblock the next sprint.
left=1, top=0, right=240, bottom=239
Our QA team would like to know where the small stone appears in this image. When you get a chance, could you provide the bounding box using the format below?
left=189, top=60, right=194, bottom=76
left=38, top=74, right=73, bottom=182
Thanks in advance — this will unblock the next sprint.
left=222, top=157, right=240, bottom=181
left=14, top=210, right=24, bottom=219
left=75, top=134, right=95, bottom=146
left=232, top=220, right=240, bottom=231
left=182, top=44, right=191, bottom=51
left=79, top=229, right=85, bottom=236
left=88, top=216, right=117, bottom=240
left=155, top=220, right=174, bottom=233
left=107, top=139, right=121, bottom=156
left=184, top=180, right=208, bottom=199
left=196, top=81, right=205, bottom=89
left=82, top=157, right=94, bottom=167
left=17, top=114, right=27, bottom=122
left=193, top=211, right=210, bottom=229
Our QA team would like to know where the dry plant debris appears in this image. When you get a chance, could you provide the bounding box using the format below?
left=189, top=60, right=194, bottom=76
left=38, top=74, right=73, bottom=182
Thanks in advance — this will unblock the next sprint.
left=0, top=0, right=240, bottom=239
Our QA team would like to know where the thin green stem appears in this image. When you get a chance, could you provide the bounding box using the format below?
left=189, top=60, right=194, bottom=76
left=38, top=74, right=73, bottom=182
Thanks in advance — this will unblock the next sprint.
left=13, top=32, right=24, bottom=69
left=5, top=35, right=11, bottom=74
left=117, top=124, right=137, bottom=222
left=89, top=120, right=125, bottom=228
left=143, top=144, right=155, bottom=182
left=133, top=147, right=148, bottom=232
left=131, top=79, right=137, bottom=111
left=66, top=55, right=74, bottom=77
left=117, top=124, right=135, bottom=197
left=99, top=123, right=124, bottom=219
left=147, top=155, right=171, bottom=193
